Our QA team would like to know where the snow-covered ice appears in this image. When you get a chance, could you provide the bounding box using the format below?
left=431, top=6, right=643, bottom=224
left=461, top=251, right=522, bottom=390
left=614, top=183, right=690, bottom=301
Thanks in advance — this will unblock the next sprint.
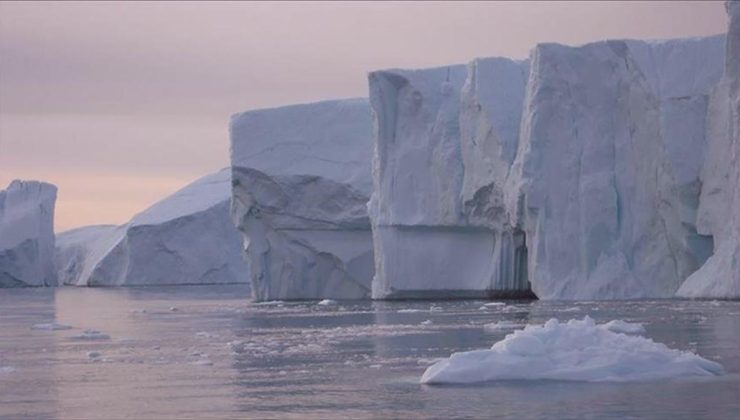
left=55, top=169, right=249, bottom=286
left=0, top=180, right=58, bottom=287
left=421, top=317, right=724, bottom=384
left=230, top=99, right=374, bottom=301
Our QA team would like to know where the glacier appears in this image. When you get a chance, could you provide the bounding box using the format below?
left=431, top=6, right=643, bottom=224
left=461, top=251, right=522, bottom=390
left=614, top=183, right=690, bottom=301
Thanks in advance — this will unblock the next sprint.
left=230, top=99, right=374, bottom=301
left=0, top=180, right=58, bottom=287
left=55, top=169, right=249, bottom=286
left=678, top=1, right=740, bottom=299
left=368, top=32, right=727, bottom=300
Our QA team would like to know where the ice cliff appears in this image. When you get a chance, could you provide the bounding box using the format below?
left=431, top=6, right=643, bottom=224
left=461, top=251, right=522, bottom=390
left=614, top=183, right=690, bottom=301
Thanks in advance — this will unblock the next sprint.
left=0, top=180, right=58, bottom=287
left=510, top=35, right=724, bottom=299
left=369, top=59, right=534, bottom=299
left=55, top=169, right=249, bottom=286
left=368, top=34, right=726, bottom=300
left=230, top=99, right=374, bottom=301
left=678, top=1, right=740, bottom=299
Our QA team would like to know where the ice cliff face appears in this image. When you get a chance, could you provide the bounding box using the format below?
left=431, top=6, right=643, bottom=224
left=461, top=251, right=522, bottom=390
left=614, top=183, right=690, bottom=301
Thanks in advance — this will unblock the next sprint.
left=230, top=99, right=374, bottom=301
left=678, top=1, right=740, bottom=299
left=368, top=60, right=534, bottom=299
left=55, top=169, right=249, bottom=286
left=0, top=180, right=58, bottom=287
left=368, top=34, right=725, bottom=300
left=510, top=35, right=724, bottom=300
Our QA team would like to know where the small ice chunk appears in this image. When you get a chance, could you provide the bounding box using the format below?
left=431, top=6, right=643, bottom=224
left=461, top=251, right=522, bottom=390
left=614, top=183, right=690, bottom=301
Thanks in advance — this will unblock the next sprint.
left=420, top=320, right=433, bottom=326
left=483, top=320, right=526, bottom=331
left=0, top=366, right=16, bottom=374
left=317, top=299, right=338, bottom=306
left=168, top=307, right=179, bottom=312
left=190, top=359, right=213, bottom=366
left=398, top=309, right=424, bottom=313
left=70, top=329, right=111, bottom=340
left=421, top=317, right=724, bottom=384
left=255, top=300, right=285, bottom=306
left=601, top=320, right=646, bottom=334
left=31, top=322, right=73, bottom=331
left=483, top=302, right=506, bottom=307
left=195, top=331, right=216, bottom=339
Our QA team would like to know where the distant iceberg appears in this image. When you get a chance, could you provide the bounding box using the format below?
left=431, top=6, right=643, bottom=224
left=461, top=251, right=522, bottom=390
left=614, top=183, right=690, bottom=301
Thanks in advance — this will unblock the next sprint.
left=55, top=169, right=249, bottom=286
left=0, top=180, right=58, bottom=287
left=421, top=317, right=723, bottom=384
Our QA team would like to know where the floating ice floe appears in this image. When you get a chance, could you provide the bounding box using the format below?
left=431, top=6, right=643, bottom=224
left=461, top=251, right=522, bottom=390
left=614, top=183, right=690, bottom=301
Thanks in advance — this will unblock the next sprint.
left=31, top=322, right=73, bottom=331
left=70, top=329, right=111, bottom=340
left=602, top=320, right=646, bottom=334
left=421, top=317, right=723, bottom=384
left=483, top=320, right=526, bottom=331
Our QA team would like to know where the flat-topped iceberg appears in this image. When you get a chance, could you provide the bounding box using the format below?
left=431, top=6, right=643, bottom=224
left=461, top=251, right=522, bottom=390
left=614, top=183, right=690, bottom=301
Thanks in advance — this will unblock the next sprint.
left=368, top=32, right=726, bottom=300
left=230, top=99, right=374, bottom=301
left=55, top=169, right=249, bottom=286
left=369, top=59, right=534, bottom=299
left=421, top=317, right=724, bottom=384
left=0, top=180, right=58, bottom=287
left=510, top=35, right=724, bottom=300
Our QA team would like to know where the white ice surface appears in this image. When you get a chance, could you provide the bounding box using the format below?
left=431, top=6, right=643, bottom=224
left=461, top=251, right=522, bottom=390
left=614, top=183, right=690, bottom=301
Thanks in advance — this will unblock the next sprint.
left=421, top=317, right=723, bottom=384
left=0, top=180, right=58, bottom=287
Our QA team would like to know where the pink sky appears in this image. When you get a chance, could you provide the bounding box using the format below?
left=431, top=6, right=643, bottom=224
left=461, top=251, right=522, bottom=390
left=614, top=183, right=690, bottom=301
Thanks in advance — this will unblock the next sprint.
left=0, top=1, right=727, bottom=232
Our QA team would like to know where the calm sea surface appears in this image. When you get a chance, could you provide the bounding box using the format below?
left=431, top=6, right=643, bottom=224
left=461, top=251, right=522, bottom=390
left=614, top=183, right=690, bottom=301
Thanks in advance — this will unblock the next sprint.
left=1, top=285, right=738, bottom=419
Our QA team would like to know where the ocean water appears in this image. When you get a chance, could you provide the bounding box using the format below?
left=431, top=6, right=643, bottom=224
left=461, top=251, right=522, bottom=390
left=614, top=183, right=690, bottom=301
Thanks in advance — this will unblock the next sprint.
left=1, top=285, right=738, bottom=419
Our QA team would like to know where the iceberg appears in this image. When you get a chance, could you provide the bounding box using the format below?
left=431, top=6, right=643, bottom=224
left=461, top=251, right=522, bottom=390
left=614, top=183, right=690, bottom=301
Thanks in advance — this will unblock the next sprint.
left=677, top=1, right=740, bottom=299
left=55, top=169, right=249, bottom=286
left=369, top=59, right=534, bottom=299
left=0, top=180, right=58, bottom=287
left=509, top=35, right=724, bottom=300
left=368, top=32, right=725, bottom=300
left=230, top=99, right=374, bottom=301
left=420, top=317, right=724, bottom=384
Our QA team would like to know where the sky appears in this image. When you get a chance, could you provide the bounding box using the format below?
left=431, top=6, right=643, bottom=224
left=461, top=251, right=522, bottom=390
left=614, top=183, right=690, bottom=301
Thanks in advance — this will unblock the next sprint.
left=0, top=1, right=728, bottom=232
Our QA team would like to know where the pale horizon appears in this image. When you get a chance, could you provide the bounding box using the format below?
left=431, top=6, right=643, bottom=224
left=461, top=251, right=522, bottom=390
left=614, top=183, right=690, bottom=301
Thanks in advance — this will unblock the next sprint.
left=0, top=1, right=727, bottom=232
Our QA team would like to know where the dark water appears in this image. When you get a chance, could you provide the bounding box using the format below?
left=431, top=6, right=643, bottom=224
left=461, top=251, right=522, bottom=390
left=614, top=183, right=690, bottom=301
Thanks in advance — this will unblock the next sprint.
left=1, top=286, right=738, bottom=419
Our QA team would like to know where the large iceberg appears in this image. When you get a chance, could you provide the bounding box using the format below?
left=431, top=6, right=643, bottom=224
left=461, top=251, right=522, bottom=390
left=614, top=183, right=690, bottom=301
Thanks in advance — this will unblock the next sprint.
left=369, top=59, right=534, bottom=299
left=230, top=99, right=374, bottom=301
left=0, top=180, right=58, bottom=287
left=368, top=33, right=726, bottom=300
left=55, top=169, right=249, bottom=286
left=509, top=35, right=724, bottom=299
left=678, top=1, right=740, bottom=299
left=420, top=317, right=724, bottom=384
